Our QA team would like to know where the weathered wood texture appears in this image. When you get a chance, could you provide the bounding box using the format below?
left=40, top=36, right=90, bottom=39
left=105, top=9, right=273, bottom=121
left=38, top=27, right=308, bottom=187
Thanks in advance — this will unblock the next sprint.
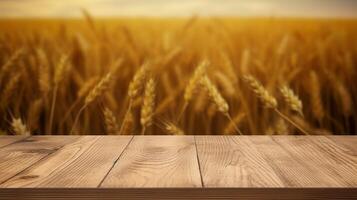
left=101, top=136, right=201, bottom=188
left=0, top=135, right=356, bottom=199
left=1, top=136, right=132, bottom=188
left=0, top=136, right=27, bottom=148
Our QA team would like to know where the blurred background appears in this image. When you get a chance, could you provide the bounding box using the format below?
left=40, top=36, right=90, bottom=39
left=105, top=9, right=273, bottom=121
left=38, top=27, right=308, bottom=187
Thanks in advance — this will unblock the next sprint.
left=0, top=0, right=356, bottom=135
left=1, top=0, right=357, bottom=18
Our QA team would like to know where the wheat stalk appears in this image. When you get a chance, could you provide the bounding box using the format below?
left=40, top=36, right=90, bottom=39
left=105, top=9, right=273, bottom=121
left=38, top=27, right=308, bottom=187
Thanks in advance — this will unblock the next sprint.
left=27, top=98, right=43, bottom=130
left=140, top=78, right=155, bottom=135
left=70, top=71, right=114, bottom=134
left=273, top=108, right=309, bottom=135
left=280, top=85, right=303, bottom=116
left=224, top=112, right=246, bottom=134
left=60, top=77, right=100, bottom=128
left=48, top=54, right=69, bottom=134
left=309, top=71, right=324, bottom=121
left=103, top=107, right=119, bottom=134
left=37, top=49, right=50, bottom=97
left=11, top=117, right=30, bottom=136
left=120, top=110, right=134, bottom=134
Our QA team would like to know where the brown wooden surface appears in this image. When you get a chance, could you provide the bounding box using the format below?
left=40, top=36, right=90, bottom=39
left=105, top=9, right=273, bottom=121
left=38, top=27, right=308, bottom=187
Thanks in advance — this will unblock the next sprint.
left=1, top=136, right=132, bottom=188
left=195, top=136, right=284, bottom=187
left=101, top=136, right=201, bottom=188
left=0, top=135, right=356, bottom=199
left=0, top=136, right=78, bottom=184
left=0, top=136, right=28, bottom=148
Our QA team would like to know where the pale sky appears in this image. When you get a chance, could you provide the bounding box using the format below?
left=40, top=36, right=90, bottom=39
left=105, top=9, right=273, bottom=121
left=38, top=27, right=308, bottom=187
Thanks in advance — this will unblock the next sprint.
left=0, top=0, right=356, bottom=18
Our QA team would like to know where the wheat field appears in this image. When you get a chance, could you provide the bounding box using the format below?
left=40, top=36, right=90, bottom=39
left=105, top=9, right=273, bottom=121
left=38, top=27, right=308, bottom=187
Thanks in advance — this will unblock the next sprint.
left=0, top=17, right=356, bottom=135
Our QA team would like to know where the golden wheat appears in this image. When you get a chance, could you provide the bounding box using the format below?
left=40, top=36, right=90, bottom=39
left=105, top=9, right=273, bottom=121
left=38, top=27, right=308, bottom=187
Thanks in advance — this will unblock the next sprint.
left=11, top=117, right=30, bottom=136
left=280, top=85, right=303, bottom=116
left=309, top=71, right=325, bottom=122
left=140, top=78, right=155, bottom=134
left=184, top=60, right=209, bottom=103
left=1, top=73, right=21, bottom=107
left=164, top=122, right=185, bottom=135
left=200, top=76, right=229, bottom=114
left=128, top=64, right=148, bottom=100
left=0, top=18, right=355, bottom=135
left=85, top=72, right=113, bottom=105
left=120, top=110, right=134, bottom=134
left=103, top=107, right=119, bottom=134
left=243, top=75, right=278, bottom=109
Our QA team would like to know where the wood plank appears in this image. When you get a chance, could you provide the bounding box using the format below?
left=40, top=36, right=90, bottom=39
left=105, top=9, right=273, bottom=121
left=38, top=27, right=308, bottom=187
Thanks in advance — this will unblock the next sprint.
left=249, top=136, right=343, bottom=187
left=273, top=136, right=357, bottom=187
left=1, top=188, right=357, bottom=200
left=1, top=136, right=132, bottom=188
left=0, top=136, right=78, bottom=184
left=326, top=136, right=357, bottom=153
left=101, top=136, right=201, bottom=188
left=0, top=136, right=28, bottom=148
left=195, top=136, right=284, bottom=187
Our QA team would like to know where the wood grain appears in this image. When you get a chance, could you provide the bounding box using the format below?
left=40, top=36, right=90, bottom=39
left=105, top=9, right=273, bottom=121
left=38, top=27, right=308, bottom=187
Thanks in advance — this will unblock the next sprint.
left=0, top=136, right=77, bottom=184
left=326, top=136, right=357, bottom=153
left=0, top=136, right=27, bottom=148
left=1, top=135, right=357, bottom=200
left=273, top=136, right=357, bottom=187
left=249, top=136, right=344, bottom=187
left=195, top=136, right=284, bottom=187
left=101, top=136, right=202, bottom=188
left=1, top=136, right=132, bottom=188
left=308, top=136, right=357, bottom=186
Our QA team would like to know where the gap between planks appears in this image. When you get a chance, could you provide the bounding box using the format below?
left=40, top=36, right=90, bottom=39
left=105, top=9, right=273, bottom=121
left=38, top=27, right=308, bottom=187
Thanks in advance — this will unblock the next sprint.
left=1, top=136, right=133, bottom=188
left=97, top=136, right=135, bottom=188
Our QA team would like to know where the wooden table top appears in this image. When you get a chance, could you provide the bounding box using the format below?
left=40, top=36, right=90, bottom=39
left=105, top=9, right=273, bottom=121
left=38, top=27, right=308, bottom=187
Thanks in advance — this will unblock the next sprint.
left=0, top=135, right=356, bottom=199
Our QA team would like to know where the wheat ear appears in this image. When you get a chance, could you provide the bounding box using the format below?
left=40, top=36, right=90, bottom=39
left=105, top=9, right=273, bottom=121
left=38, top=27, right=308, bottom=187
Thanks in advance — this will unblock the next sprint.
left=85, top=72, right=113, bottom=105
left=0, top=48, right=24, bottom=81
left=243, top=75, right=277, bottom=109
left=201, top=76, right=243, bottom=135
left=140, top=78, right=155, bottom=135
left=280, top=85, right=303, bottom=116
left=243, top=75, right=308, bottom=135
left=164, top=122, right=185, bottom=135
left=309, top=71, right=324, bottom=121
left=103, top=107, right=119, bottom=134
left=70, top=71, right=113, bottom=134
left=128, top=64, right=148, bottom=100
left=11, top=118, right=30, bottom=136
left=178, top=60, right=208, bottom=121
left=119, top=64, right=148, bottom=134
